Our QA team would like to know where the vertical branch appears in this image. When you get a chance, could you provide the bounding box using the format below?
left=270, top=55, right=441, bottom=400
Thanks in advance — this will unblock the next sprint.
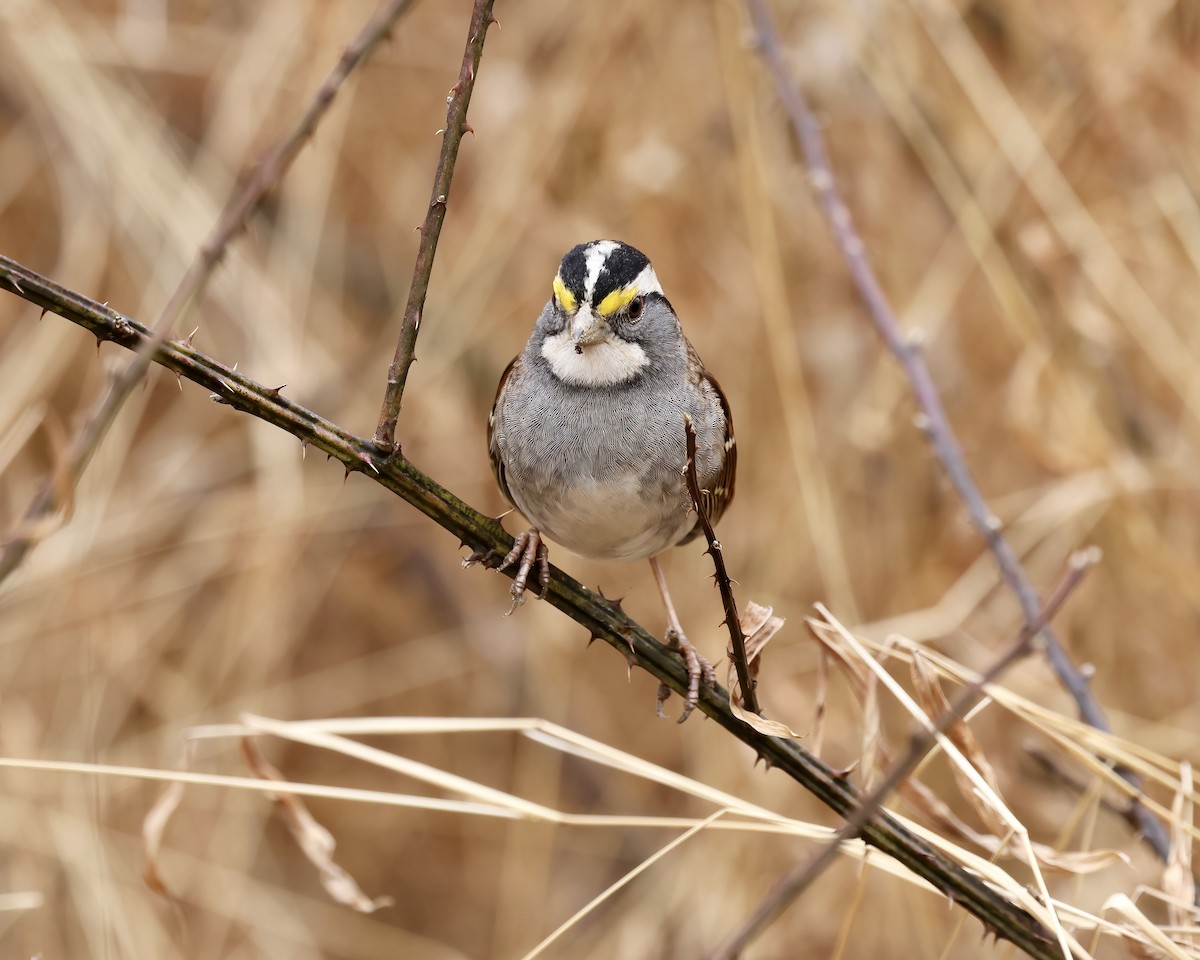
left=0, top=0, right=419, bottom=588
left=744, top=0, right=1171, bottom=863
left=684, top=416, right=759, bottom=716
left=372, top=0, right=498, bottom=453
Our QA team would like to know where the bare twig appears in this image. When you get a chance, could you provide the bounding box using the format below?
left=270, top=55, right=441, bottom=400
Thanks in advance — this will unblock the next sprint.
left=0, top=256, right=1063, bottom=960
left=0, top=0, right=419, bottom=588
left=707, top=548, right=1098, bottom=960
left=372, top=0, right=497, bottom=453
left=745, top=0, right=1171, bottom=863
left=683, top=415, right=759, bottom=716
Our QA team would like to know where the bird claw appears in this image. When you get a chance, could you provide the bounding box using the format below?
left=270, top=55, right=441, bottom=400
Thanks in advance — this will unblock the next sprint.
left=497, top=529, right=550, bottom=614
left=461, top=547, right=496, bottom=568
left=659, top=625, right=715, bottom=723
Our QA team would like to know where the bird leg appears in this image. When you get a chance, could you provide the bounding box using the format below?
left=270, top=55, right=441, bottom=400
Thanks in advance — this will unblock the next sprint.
left=497, top=528, right=550, bottom=614
left=649, top=556, right=715, bottom=723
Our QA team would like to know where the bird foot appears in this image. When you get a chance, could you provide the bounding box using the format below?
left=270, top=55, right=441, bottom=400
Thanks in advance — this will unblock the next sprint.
left=496, top=529, right=550, bottom=614
left=656, top=625, right=716, bottom=724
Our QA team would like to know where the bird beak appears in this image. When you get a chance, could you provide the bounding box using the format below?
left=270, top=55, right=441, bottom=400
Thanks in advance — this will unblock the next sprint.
left=570, top=308, right=609, bottom=351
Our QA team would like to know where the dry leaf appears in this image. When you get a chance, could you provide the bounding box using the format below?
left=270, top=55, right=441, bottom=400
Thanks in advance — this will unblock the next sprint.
left=899, top=775, right=1127, bottom=874
left=804, top=616, right=870, bottom=698
left=142, top=743, right=194, bottom=904
left=737, top=601, right=785, bottom=668
left=241, top=738, right=393, bottom=914
left=726, top=602, right=799, bottom=735
left=1165, top=762, right=1196, bottom=938
left=730, top=701, right=803, bottom=737
left=910, top=651, right=1006, bottom=835
left=1103, top=893, right=1195, bottom=960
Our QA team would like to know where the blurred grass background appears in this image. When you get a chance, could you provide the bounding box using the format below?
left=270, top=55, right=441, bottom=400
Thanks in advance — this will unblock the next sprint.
left=1, top=0, right=1198, bottom=957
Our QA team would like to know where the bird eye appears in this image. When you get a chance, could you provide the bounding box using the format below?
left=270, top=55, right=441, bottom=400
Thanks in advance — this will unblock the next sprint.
left=628, top=296, right=644, bottom=322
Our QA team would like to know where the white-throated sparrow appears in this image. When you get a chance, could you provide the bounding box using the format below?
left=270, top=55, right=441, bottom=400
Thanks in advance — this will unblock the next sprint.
left=485, top=240, right=736, bottom=718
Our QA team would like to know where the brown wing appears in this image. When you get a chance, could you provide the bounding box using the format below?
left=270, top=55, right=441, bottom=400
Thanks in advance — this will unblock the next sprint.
left=488, top=354, right=520, bottom=506
left=680, top=337, right=736, bottom=541
left=701, top=369, right=737, bottom=526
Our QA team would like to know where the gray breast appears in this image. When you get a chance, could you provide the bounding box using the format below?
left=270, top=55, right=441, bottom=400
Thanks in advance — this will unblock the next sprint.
left=493, top=349, right=725, bottom=561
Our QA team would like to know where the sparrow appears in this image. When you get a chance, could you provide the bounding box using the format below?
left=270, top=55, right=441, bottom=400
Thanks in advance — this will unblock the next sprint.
left=485, top=240, right=736, bottom=720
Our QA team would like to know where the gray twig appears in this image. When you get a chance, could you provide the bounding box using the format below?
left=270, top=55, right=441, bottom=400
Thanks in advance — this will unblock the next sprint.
left=745, top=0, right=1170, bottom=863
left=0, top=0, right=419, bottom=588
left=372, top=0, right=497, bottom=453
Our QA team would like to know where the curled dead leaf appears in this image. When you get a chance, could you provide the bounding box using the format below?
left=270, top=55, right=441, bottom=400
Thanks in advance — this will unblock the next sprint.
left=727, top=602, right=799, bottom=735
left=142, top=745, right=193, bottom=903
left=242, top=738, right=393, bottom=913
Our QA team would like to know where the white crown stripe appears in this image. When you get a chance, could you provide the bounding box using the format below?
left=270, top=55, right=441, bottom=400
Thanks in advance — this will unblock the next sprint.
left=582, top=240, right=619, bottom=303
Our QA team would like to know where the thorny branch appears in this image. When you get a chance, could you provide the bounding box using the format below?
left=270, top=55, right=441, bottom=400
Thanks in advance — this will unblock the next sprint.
left=708, top=549, right=1099, bottom=960
left=373, top=0, right=497, bottom=453
left=745, top=0, right=1171, bottom=864
left=0, top=255, right=1062, bottom=960
left=683, top=416, right=759, bottom=716
left=0, top=0, right=419, bottom=589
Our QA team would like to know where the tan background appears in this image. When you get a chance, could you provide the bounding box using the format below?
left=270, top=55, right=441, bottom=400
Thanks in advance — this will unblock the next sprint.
left=0, top=0, right=1197, bottom=957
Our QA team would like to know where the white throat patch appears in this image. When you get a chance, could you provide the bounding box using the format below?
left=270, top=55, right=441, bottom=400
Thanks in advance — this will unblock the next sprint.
left=541, top=330, right=648, bottom=386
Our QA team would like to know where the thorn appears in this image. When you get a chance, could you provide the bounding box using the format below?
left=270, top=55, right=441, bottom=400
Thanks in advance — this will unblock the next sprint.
left=435, top=128, right=445, bottom=136
left=343, top=466, right=352, bottom=484
left=175, top=373, right=183, bottom=392
left=467, top=62, right=475, bottom=82
left=414, top=224, right=423, bottom=235
left=39, top=308, right=47, bottom=322
left=596, top=588, right=625, bottom=614
left=617, top=625, right=636, bottom=659
left=488, top=15, right=500, bottom=28
left=11, top=277, right=24, bottom=293
left=432, top=194, right=447, bottom=208
left=462, top=123, right=475, bottom=138
left=357, top=452, right=379, bottom=475
left=300, top=439, right=307, bottom=459
left=182, top=327, right=198, bottom=348
left=326, top=453, right=334, bottom=462
left=587, top=633, right=600, bottom=648
left=96, top=337, right=102, bottom=354
left=265, top=383, right=286, bottom=397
